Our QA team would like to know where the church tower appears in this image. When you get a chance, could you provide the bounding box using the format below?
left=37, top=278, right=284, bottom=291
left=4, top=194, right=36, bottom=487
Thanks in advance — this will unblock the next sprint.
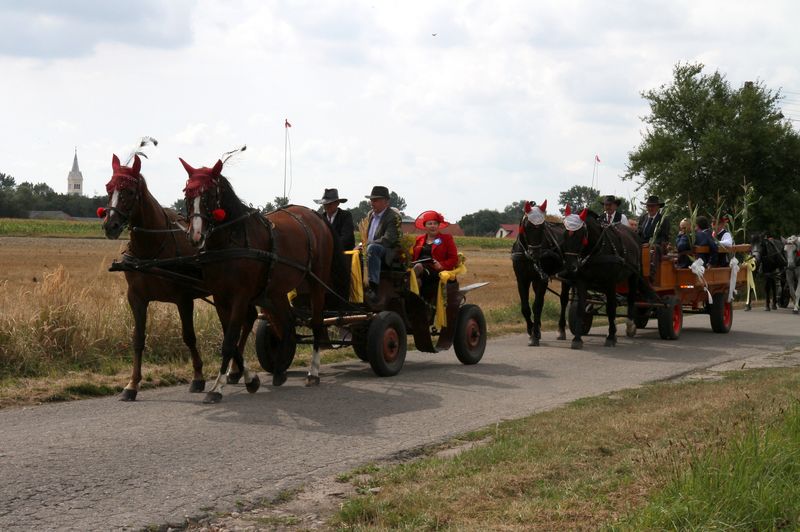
left=67, top=148, right=83, bottom=196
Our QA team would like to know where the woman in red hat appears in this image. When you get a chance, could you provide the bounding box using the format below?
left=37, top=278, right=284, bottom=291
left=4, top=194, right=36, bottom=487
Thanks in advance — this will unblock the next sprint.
left=412, top=210, right=459, bottom=300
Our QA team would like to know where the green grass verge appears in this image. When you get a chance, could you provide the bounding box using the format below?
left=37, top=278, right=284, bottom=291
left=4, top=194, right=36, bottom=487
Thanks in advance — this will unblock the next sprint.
left=0, top=218, right=107, bottom=238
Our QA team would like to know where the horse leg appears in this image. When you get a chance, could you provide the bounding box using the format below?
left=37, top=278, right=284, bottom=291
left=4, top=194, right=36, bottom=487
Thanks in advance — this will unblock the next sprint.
left=204, top=302, right=236, bottom=403
left=530, top=279, right=547, bottom=346
left=306, top=286, right=327, bottom=387
left=604, top=286, right=618, bottom=347
left=571, top=284, right=584, bottom=350
left=236, top=305, right=260, bottom=394
left=625, top=274, right=637, bottom=338
left=765, top=276, right=774, bottom=310
left=514, top=263, right=535, bottom=345
left=120, top=295, right=148, bottom=401
left=177, top=298, right=205, bottom=393
left=557, top=282, right=569, bottom=340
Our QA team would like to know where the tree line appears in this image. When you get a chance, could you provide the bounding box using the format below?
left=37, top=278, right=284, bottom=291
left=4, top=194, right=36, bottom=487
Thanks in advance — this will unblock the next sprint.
left=0, top=174, right=105, bottom=218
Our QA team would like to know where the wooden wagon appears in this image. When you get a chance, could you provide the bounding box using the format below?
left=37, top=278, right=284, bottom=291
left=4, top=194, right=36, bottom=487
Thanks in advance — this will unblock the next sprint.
left=568, top=243, right=752, bottom=340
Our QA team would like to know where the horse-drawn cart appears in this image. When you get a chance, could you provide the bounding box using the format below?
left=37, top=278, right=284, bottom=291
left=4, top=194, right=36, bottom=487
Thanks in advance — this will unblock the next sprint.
left=568, top=243, right=752, bottom=340
left=254, top=251, right=489, bottom=379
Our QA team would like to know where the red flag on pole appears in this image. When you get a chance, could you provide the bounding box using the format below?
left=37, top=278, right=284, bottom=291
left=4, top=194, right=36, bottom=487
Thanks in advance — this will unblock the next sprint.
left=595, top=154, right=601, bottom=163
left=285, top=119, right=292, bottom=128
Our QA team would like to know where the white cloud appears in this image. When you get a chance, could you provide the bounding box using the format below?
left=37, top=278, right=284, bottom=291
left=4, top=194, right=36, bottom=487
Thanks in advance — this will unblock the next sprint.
left=0, top=0, right=798, bottom=218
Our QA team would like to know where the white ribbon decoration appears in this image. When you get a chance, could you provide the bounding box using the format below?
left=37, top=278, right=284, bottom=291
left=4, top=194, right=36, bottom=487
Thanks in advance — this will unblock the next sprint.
left=690, top=258, right=713, bottom=304
left=527, top=206, right=545, bottom=225
left=564, top=214, right=583, bottom=231
left=727, top=257, right=740, bottom=302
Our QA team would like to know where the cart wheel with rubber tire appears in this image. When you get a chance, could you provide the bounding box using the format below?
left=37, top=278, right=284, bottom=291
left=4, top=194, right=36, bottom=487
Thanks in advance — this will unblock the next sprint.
left=709, top=292, right=733, bottom=333
left=633, top=306, right=650, bottom=329
left=350, top=322, right=369, bottom=361
left=255, top=320, right=297, bottom=374
left=657, top=296, right=682, bottom=340
left=453, top=304, right=486, bottom=365
left=366, top=311, right=407, bottom=377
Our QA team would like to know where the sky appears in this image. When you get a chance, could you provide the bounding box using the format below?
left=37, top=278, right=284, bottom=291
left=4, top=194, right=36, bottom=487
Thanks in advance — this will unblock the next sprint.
left=2, top=0, right=799, bottom=222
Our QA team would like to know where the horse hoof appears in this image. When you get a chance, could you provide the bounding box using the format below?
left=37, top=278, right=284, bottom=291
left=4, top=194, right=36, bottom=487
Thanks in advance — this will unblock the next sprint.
left=557, top=329, right=567, bottom=341
left=570, top=339, right=583, bottom=350
left=625, top=321, right=637, bottom=338
left=765, top=307, right=771, bottom=311
left=528, top=336, right=539, bottom=347
left=745, top=304, right=751, bottom=311
left=793, top=309, right=799, bottom=315
left=272, top=371, right=288, bottom=386
left=773, top=305, right=778, bottom=310
left=245, top=374, right=260, bottom=394
left=119, top=388, right=137, bottom=401
left=305, top=374, right=321, bottom=387
left=189, top=379, right=206, bottom=393
left=203, top=391, right=223, bottom=404
left=226, top=372, right=242, bottom=384
left=604, top=337, right=617, bottom=347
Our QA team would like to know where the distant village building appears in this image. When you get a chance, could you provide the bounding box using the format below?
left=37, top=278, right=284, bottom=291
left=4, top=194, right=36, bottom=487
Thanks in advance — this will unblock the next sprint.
left=67, top=148, right=84, bottom=196
left=495, top=223, right=519, bottom=239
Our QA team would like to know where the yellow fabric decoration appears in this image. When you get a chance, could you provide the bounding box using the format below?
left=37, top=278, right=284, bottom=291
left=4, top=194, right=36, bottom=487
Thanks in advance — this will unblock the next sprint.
left=345, top=250, right=364, bottom=303
left=408, top=267, right=420, bottom=295
left=743, top=255, right=758, bottom=304
left=434, top=254, right=468, bottom=329
left=288, top=289, right=297, bottom=303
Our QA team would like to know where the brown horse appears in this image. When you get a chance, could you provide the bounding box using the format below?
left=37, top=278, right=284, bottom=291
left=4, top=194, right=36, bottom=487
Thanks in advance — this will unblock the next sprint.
left=181, top=158, right=345, bottom=403
left=101, top=154, right=209, bottom=400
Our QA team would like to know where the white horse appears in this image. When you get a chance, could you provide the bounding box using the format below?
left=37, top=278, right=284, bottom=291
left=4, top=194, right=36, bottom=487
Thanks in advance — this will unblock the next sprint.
left=785, top=235, right=800, bottom=314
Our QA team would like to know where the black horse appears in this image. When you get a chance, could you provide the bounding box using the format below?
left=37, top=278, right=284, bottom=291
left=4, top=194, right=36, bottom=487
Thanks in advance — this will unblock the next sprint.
left=511, top=200, right=569, bottom=346
left=750, top=232, right=787, bottom=311
left=560, top=207, right=641, bottom=349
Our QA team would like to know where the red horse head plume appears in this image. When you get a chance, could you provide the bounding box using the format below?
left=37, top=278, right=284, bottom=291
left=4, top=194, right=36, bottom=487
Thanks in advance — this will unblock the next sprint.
left=106, top=154, right=142, bottom=195
left=181, top=158, right=224, bottom=199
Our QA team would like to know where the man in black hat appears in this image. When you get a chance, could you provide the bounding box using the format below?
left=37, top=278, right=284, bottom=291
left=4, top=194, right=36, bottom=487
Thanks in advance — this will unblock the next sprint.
left=600, top=195, right=628, bottom=228
left=364, top=185, right=402, bottom=304
left=637, top=195, right=670, bottom=244
left=314, top=188, right=355, bottom=250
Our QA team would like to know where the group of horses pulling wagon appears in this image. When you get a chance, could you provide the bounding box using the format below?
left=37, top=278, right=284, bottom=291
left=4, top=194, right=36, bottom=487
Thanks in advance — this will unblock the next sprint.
left=513, top=201, right=752, bottom=350
left=101, top=152, right=487, bottom=403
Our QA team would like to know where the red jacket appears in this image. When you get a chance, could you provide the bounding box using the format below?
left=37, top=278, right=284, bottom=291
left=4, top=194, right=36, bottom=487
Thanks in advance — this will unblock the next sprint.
left=412, top=233, right=459, bottom=271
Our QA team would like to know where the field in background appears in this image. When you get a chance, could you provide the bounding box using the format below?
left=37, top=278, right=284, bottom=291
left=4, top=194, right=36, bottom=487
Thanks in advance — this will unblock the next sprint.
left=0, top=234, right=542, bottom=406
left=0, top=218, right=106, bottom=238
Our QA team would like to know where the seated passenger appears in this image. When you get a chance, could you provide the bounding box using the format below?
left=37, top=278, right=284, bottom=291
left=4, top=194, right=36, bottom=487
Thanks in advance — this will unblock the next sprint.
left=364, top=185, right=402, bottom=305
left=599, top=195, right=629, bottom=228
left=694, top=215, right=718, bottom=266
left=676, top=218, right=692, bottom=268
left=637, top=195, right=670, bottom=245
left=412, top=210, right=459, bottom=301
left=712, top=214, right=733, bottom=267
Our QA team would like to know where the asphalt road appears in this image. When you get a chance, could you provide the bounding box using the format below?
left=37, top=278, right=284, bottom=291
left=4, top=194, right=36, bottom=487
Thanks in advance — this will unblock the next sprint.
left=1, top=310, right=799, bottom=531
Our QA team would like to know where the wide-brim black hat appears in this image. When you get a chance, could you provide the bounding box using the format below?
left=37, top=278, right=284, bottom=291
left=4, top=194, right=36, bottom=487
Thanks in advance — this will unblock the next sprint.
left=313, top=188, right=347, bottom=205
left=365, top=185, right=390, bottom=199
left=641, top=195, right=665, bottom=207
left=602, top=195, right=622, bottom=206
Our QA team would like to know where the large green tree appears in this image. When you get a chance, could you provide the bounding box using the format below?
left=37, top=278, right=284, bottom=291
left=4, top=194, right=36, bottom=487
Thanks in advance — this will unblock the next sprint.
left=624, top=62, right=800, bottom=235
left=557, top=185, right=601, bottom=215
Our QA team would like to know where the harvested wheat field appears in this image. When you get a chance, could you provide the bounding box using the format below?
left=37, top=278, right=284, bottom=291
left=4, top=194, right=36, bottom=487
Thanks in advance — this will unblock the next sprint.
left=0, top=236, right=543, bottom=406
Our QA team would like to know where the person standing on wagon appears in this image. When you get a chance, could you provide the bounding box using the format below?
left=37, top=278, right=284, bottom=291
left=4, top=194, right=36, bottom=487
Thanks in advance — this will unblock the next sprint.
left=411, top=210, right=459, bottom=300
left=712, top=214, right=733, bottom=267
left=637, top=195, right=670, bottom=245
left=364, top=185, right=402, bottom=305
left=599, top=195, right=629, bottom=228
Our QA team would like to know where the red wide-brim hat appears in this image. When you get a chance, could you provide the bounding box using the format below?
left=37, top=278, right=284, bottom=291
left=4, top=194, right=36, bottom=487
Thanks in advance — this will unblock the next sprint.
left=415, top=210, right=449, bottom=231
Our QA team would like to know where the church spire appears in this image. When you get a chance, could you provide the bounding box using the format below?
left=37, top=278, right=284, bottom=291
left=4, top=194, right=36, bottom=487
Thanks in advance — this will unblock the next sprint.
left=67, top=147, right=84, bottom=196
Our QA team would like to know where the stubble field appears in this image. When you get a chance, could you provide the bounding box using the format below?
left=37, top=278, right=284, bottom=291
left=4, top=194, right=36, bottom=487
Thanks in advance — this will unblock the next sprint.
left=0, top=236, right=550, bottom=407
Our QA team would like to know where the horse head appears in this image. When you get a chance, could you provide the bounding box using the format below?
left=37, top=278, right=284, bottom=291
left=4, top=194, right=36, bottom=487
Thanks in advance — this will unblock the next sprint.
left=560, top=206, right=592, bottom=277
left=101, top=154, right=144, bottom=239
left=179, top=158, right=229, bottom=247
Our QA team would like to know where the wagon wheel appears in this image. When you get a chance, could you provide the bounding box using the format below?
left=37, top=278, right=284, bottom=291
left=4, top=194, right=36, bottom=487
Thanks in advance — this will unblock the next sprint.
left=255, top=320, right=297, bottom=374
left=656, top=296, right=682, bottom=340
left=366, top=311, right=407, bottom=377
left=709, top=292, right=733, bottom=333
left=453, top=304, right=486, bottom=365
left=350, top=322, right=370, bottom=361
left=568, top=301, right=594, bottom=336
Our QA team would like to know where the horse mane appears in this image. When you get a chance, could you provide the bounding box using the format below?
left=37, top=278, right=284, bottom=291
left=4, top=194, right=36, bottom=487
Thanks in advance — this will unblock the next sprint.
left=217, top=175, right=254, bottom=218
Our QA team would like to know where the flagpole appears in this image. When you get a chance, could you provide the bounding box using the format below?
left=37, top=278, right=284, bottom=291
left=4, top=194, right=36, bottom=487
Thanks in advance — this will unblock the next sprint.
left=283, top=121, right=288, bottom=199
left=591, top=157, right=597, bottom=189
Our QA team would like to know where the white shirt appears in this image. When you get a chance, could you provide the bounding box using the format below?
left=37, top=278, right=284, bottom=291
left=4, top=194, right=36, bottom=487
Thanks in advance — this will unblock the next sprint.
left=717, top=229, right=733, bottom=247
left=368, top=208, right=385, bottom=243
left=604, top=211, right=629, bottom=226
